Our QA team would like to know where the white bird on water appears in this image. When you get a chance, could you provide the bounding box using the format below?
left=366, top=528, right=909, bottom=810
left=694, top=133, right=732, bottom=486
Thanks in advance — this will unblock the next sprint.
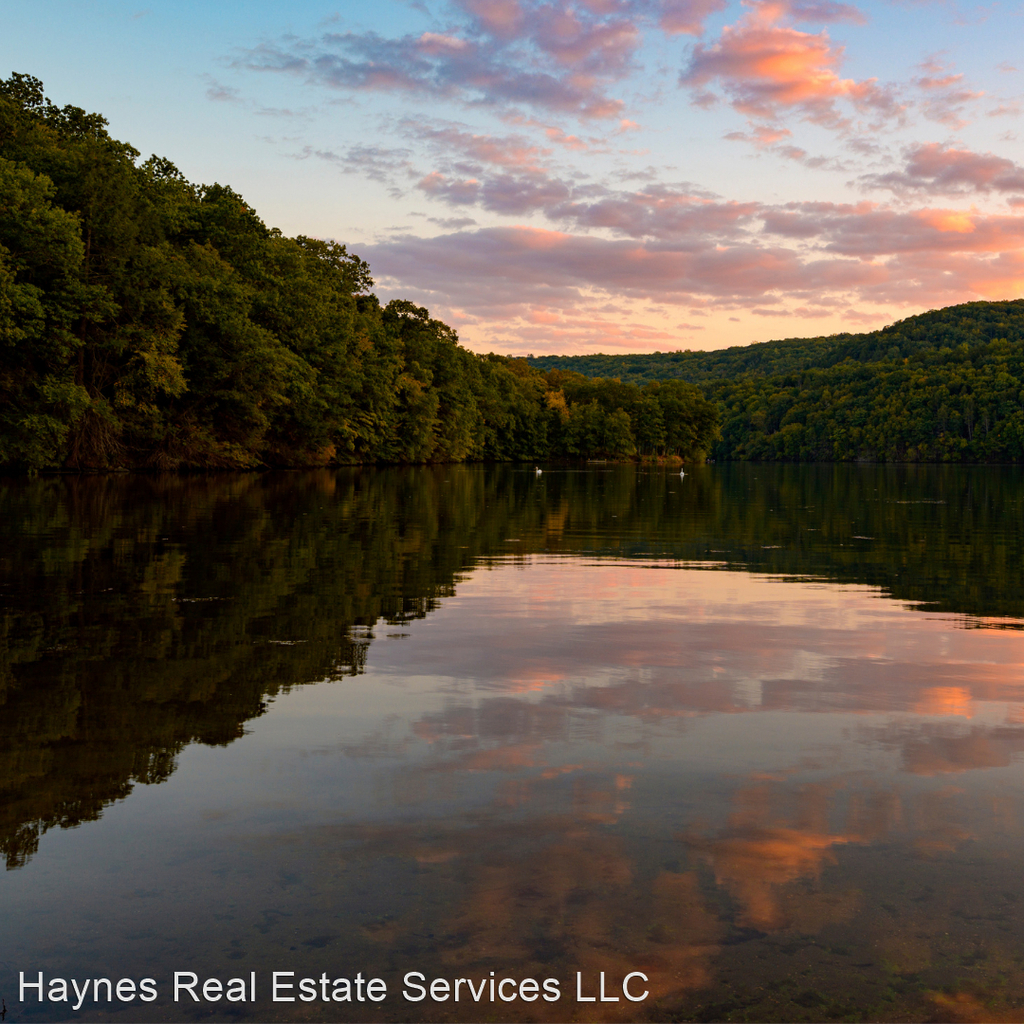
left=679, top=468, right=686, bottom=477
left=535, top=466, right=543, bottom=475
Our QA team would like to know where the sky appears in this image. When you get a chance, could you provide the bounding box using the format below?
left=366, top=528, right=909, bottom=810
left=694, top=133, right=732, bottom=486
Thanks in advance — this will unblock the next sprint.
left=4, top=0, right=1024, bottom=354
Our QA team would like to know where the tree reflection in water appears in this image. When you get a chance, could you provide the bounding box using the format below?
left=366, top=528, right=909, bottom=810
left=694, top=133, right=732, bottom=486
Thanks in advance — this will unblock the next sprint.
left=4, top=463, right=1024, bottom=1022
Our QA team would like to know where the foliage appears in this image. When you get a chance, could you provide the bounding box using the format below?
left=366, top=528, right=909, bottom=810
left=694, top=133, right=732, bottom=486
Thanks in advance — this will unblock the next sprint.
left=529, top=301, right=1024, bottom=463
left=702, top=336, right=1024, bottom=462
left=527, top=301, right=1024, bottom=386
left=0, top=75, right=718, bottom=470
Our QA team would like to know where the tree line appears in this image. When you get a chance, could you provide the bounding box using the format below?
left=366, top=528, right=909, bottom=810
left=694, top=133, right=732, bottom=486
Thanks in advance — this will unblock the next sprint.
left=531, top=302, right=1024, bottom=463
left=0, top=74, right=718, bottom=471
left=528, top=301, right=1024, bottom=385
left=705, top=332, right=1024, bottom=462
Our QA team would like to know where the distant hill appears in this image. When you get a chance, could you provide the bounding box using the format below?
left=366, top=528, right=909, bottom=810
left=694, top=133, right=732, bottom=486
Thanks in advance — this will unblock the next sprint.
left=526, top=300, right=1024, bottom=384
left=530, top=300, right=1024, bottom=463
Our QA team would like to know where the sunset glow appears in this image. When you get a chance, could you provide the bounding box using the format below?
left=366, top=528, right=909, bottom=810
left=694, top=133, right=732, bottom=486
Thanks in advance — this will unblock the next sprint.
left=4, top=0, right=1022, bottom=352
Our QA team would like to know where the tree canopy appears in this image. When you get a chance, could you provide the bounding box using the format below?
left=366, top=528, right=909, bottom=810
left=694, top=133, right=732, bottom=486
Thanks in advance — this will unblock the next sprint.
left=529, top=302, right=1024, bottom=463
left=0, top=74, right=718, bottom=471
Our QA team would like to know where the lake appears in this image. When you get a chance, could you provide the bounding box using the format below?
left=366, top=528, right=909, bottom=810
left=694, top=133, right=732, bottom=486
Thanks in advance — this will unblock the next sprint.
left=3, top=463, right=1024, bottom=1023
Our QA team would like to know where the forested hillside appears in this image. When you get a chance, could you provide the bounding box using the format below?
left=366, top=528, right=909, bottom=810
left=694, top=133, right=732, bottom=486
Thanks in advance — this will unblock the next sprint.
left=0, top=74, right=717, bottom=471
left=705, top=330, right=1024, bottom=462
left=9, top=70, right=1023, bottom=469
left=528, top=301, right=1024, bottom=385
left=532, top=302, right=1024, bottom=462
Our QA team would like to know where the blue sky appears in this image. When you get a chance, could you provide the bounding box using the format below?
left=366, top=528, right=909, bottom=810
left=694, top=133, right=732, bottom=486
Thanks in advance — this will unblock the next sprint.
left=5, top=0, right=1024, bottom=352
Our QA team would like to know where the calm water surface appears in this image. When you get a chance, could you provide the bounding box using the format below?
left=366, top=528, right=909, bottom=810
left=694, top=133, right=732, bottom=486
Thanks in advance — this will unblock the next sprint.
left=3, top=464, right=1024, bottom=1023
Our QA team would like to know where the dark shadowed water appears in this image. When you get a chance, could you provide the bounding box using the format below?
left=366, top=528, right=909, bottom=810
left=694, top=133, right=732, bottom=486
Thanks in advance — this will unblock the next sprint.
left=4, top=463, right=1024, bottom=1023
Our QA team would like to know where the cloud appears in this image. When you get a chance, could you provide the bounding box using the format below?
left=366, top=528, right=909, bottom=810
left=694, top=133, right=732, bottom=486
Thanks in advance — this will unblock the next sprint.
left=361, top=195, right=1024, bottom=346
left=416, top=168, right=574, bottom=214
left=242, top=29, right=630, bottom=119
left=774, top=143, right=851, bottom=170
left=783, top=0, right=867, bottom=22
left=690, top=823, right=853, bottom=929
left=305, top=118, right=577, bottom=206
left=399, top=135, right=1024, bottom=258
left=539, top=123, right=593, bottom=149
left=427, top=215, right=479, bottom=228
left=681, top=0, right=901, bottom=134
left=913, top=57, right=984, bottom=128
left=302, top=143, right=416, bottom=186
left=401, top=118, right=550, bottom=170
left=428, top=820, right=721, bottom=1008
left=203, top=73, right=317, bottom=123
left=658, top=0, right=731, bottom=34
left=762, top=200, right=1024, bottom=255
left=684, top=779, right=867, bottom=931
left=233, top=0, right=752, bottom=126
left=869, top=722, right=1024, bottom=775
left=514, top=4, right=641, bottom=75
left=400, top=130, right=759, bottom=240
left=516, top=176, right=753, bottom=239
left=363, top=224, right=878, bottom=325
left=205, top=78, right=241, bottom=103
left=235, top=0, right=671, bottom=122
left=236, top=5, right=1024, bottom=351
left=725, top=124, right=793, bottom=146
left=859, top=142, right=1024, bottom=198
left=457, top=0, right=729, bottom=39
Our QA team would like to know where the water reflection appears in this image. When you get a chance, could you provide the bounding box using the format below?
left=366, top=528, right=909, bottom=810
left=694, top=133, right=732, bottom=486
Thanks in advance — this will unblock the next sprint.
left=4, top=465, right=1024, bottom=1022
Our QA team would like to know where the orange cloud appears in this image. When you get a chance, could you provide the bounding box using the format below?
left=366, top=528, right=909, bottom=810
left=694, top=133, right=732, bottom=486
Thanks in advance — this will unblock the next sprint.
left=682, top=0, right=900, bottom=131
left=684, top=781, right=862, bottom=931
left=693, top=825, right=851, bottom=928
left=431, top=824, right=724, bottom=1018
left=915, top=686, right=974, bottom=717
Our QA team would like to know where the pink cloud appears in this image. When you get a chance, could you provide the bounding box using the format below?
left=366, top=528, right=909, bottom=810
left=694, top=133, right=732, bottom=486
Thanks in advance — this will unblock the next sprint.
left=417, top=168, right=574, bottom=214
left=363, top=223, right=879, bottom=314
left=913, top=59, right=984, bottom=128
left=417, top=31, right=471, bottom=53
left=402, top=119, right=551, bottom=170
left=553, top=188, right=760, bottom=240
left=238, top=0, right=737, bottom=123
left=763, top=201, right=1024, bottom=255
left=774, top=144, right=849, bottom=170
left=239, top=24, right=628, bottom=120
left=658, top=0, right=730, bottom=34
left=541, top=124, right=591, bottom=149
left=456, top=0, right=526, bottom=38
left=361, top=198, right=1024, bottom=347
left=527, top=5, right=640, bottom=75
left=404, top=139, right=761, bottom=241
left=724, top=125, right=793, bottom=146
left=860, top=142, right=1024, bottom=197
left=681, top=0, right=901, bottom=132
